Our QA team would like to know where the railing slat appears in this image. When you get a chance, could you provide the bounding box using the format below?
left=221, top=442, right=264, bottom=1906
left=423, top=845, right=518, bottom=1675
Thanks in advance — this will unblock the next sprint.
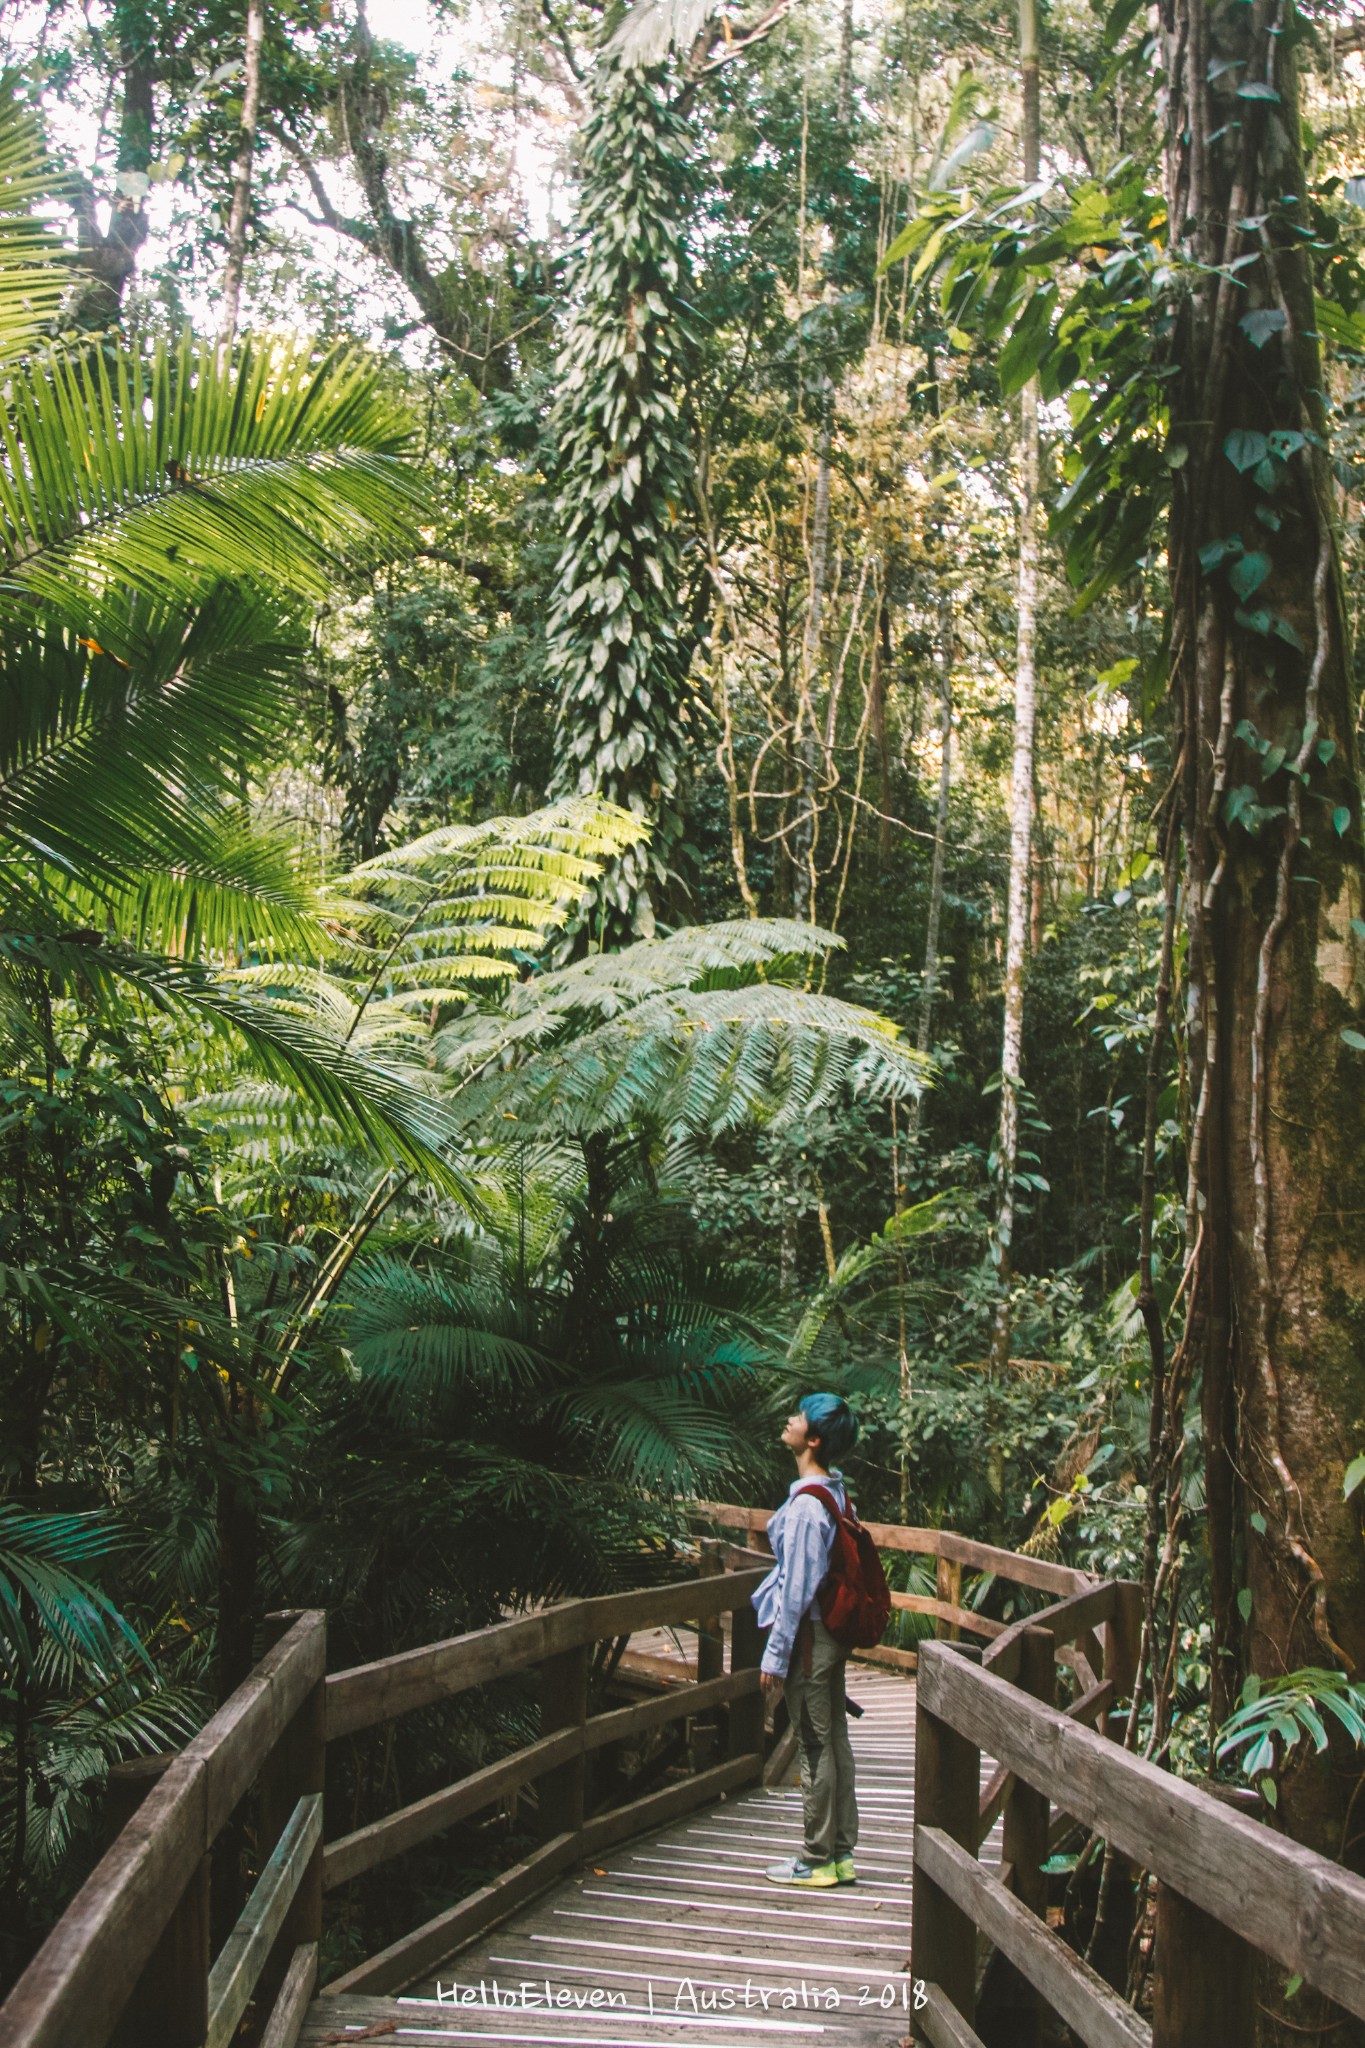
left=258, top=1941, right=317, bottom=2048
left=322, top=1665, right=760, bottom=1890
left=325, top=1568, right=767, bottom=1742
left=917, top=1828, right=1150, bottom=2048
left=918, top=1643, right=1365, bottom=2023
left=205, top=1793, right=322, bottom=2048
left=918, top=1983, right=989, bottom=2048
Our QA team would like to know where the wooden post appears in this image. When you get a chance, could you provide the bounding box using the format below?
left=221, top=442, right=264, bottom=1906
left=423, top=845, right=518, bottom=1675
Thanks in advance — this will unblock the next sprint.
left=728, top=1597, right=765, bottom=1764
left=106, top=1755, right=209, bottom=2048
left=936, top=1555, right=963, bottom=1640
left=1152, top=1883, right=1255, bottom=2048
left=912, top=1643, right=980, bottom=2037
left=538, top=1643, right=588, bottom=1840
left=692, top=1546, right=724, bottom=1769
left=252, top=1611, right=326, bottom=2045
left=1103, top=1581, right=1142, bottom=1723
left=982, top=1626, right=1054, bottom=2048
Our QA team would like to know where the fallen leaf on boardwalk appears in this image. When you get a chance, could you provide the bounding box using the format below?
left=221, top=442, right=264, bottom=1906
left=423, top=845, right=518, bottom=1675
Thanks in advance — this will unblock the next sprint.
left=321, top=2026, right=396, bottom=2044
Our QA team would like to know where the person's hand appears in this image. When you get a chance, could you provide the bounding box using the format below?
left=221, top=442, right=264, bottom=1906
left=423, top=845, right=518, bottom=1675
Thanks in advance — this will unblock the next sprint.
left=761, top=1670, right=784, bottom=1701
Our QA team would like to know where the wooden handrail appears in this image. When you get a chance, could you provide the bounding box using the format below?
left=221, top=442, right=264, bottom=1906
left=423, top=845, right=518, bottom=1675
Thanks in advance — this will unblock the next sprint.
left=1, top=1608, right=326, bottom=2048
left=325, top=1565, right=767, bottom=1740
left=1, top=1510, right=1147, bottom=2046
left=913, top=1639, right=1365, bottom=2044
left=696, top=1500, right=1094, bottom=1598
left=318, top=1563, right=770, bottom=1996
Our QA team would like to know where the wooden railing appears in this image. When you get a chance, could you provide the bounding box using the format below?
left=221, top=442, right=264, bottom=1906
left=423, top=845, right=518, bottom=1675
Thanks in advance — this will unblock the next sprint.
left=21, top=1500, right=1345, bottom=2048
left=912, top=1627, right=1365, bottom=2048
left=1, top=1607, right=326, bottom=2048
left=696, top=1499, right=1096, bottom=1666
left=318, top=1560, right=768, bottom=1996
left=0, top=1564, right=768, bottom=2047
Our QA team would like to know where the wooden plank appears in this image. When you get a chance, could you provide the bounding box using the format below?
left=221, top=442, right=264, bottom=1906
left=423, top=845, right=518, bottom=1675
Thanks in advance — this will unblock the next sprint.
left=322, top=1832, right=582, bottom=1997
left=917, top=1830, right=1149, bottom=2048
left=105, top=1757, right=208, bottom=2048
left=577, top=1756, right=761, bottom=1863
left=1067, top=1679, right=1116, bottom=1730
left=1152, top=1883, right=1255, bottom=2048
left=983, top=1583, right=1127, bottom=1680
left=258, top=1943, right=317, bottom=2048
left=935, top=1557, right=963, bottom=1641
left=205, top=1794, right=322, bottom=2048
left=727, top=1600, right=764, bottom=1762
left=891, top=1593, right=1005, bottom=1639
left=258, top=1611, right=326, bottom=2023
left=869, top=1523, right=1091, bottom=1596
left=991, top=1628, right=1054, bottom=2048
left=0, top=1609, right=326, bottom=2048
left=853, top=1643, right=917, bottom=1672
left=325, top=1726, right=582, bottom=1892
left=695, top=1503, right=1093, bottom=1595
left=918, top=1984, right=989, bottom=2048
left=918, top=1644, right=1365, bottom=2022
left=325, top=1571, right=767, bottom=1742
left=1104, top=1581, right=1143, bottom=1708
left=323, top=1671, right=758, bottom=1891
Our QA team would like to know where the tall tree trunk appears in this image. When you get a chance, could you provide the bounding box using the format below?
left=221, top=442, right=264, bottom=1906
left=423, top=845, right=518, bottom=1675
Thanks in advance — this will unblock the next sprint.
left=789, top=0, right=855, bottom=921
left=1164, top=0, right=1365, bottom=1869
left=218, top=0, right=265, bottom=340
left=988, top=0, right=1041, bottom=1372
left=907, top=588, right=954, bottom=1144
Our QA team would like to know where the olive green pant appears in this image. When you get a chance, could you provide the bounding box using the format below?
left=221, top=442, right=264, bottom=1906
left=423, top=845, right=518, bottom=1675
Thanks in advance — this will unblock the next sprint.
left=785, top=1616, right=858, bottom=1866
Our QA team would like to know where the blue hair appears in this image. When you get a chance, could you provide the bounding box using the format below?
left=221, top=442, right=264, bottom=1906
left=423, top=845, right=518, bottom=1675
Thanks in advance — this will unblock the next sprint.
left=799, top=1392, right=858, bottom=1465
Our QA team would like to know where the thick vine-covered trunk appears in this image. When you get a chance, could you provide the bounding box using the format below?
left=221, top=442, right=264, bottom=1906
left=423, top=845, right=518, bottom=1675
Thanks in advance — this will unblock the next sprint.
left=1164, top=0, right=1365, bottom=1861
left=545, top=60, right=696, bottom=941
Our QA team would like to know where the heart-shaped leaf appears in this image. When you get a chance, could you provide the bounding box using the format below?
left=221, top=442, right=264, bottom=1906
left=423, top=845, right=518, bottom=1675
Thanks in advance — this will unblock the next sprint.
left=1229, top=549, right=1272, bottom=599
left=1240, top=308, right=1288, bottom=349
left=1225, top=428, right=1269, bottom=472
left=1199, top=534, right=1242, bottom=572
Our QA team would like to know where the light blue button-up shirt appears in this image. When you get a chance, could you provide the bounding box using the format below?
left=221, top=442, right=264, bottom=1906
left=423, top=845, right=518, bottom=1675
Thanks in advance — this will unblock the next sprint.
left=751, top=1472, right=846, bottom=1677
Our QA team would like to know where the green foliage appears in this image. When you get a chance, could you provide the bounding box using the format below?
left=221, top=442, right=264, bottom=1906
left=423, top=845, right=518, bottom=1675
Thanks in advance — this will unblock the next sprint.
left=1218, top=1669, right=1365, bottom=1804
left=543, top=58, right=698, bottom=936
left=0, top=1508, right=144, bottom=1683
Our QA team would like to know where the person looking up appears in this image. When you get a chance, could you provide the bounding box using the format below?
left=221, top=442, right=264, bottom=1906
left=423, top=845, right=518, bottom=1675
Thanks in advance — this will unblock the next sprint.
left=752, top=1392, right=860, bottom=1888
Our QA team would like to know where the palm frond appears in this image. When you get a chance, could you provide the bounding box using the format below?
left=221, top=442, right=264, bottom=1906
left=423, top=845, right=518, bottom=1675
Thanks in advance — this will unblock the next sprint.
left=0, top=1506, right=147, bottom=1683
left=0, top=333, right=428, bottom=644
left=788, top=1197, right=950, bottom=1365
left=0, top=932, right=478, bottom=1195
left=605, top=0, right=717, bottom=69
left=0, top=81, right=72, bottom=365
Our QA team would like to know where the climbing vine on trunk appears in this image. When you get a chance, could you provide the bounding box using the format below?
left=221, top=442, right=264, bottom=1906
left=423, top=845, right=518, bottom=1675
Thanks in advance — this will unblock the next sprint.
left=545, top=59, right=698, bottom=941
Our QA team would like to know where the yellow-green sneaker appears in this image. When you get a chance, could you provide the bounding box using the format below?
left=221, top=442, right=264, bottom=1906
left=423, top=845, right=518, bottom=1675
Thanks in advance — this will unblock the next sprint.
left=765, top=1857, right=839, bottom=1888
left=834, top=1857, right=857, bottom=1885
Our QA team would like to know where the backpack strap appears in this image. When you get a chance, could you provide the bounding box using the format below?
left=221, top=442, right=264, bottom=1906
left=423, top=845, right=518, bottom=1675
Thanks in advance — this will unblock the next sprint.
left=793, top=1481, right=854, bottom=1527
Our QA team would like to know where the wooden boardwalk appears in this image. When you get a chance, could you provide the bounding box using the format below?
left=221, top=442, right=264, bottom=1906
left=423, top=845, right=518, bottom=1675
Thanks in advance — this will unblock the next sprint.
left=304, top=1670, right=1000, bottom=2048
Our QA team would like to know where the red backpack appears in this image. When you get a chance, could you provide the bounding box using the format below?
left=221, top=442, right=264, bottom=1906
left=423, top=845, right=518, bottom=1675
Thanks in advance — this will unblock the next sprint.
left=797, top=1484, right=892, bottom=1650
